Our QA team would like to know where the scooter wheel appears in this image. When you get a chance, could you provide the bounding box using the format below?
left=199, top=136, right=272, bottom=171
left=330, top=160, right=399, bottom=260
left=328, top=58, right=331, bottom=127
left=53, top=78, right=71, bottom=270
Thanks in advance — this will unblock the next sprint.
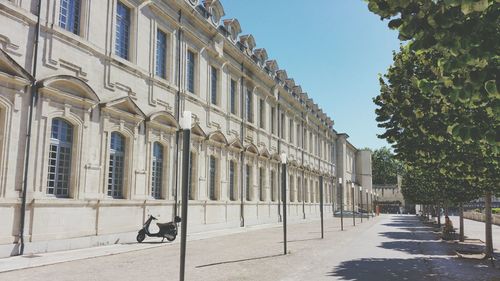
left=166, top=235, right=176, bottom=242
left=136, top=232, right=146, bottom=243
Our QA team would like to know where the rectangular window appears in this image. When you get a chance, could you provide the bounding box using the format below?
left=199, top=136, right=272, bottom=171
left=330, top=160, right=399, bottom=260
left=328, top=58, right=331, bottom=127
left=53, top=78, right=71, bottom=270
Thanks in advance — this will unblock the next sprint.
left=246, top=164, right=251, bottom=201
left=271, top=107, right=276, bottom=134
left=246, top=89, right=253, bottom=123
left=289, top=175, right=294, bottom=202
left=115, top=1, right=130, bottom=60
left=297, top=124, right=301, bottom=147
left=59, top=0, right=80, bottom=35
left=289, top=119, right=293, bottom=143
left=297, top=176, right=302, bottom=202
left=209, top=156, right=217, bottom=200
left=155, top=29, right=167, bottom=79
left=188, top=152, right=196, bottom=200
left=230, top=79, right=237, bottom=115
left=211, top=66, right=218, bottom=105
left=259, top=99, right=265, bottom=129
left=187, top=50, right=195, bottom=93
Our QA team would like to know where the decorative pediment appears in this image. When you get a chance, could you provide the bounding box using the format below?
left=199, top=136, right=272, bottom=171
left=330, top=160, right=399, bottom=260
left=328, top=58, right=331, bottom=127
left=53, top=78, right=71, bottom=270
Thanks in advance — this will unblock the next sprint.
left=223, top=18, right=241, bottom=42
left=38, top=75, right=100, bottom=105
left=228, top=138, right=244, bottom=151
left=259, top=146, right=271, bottom=159
left=0, top=48, right=33, bottom=86
left=101, top=96, right=145, bottom=118
left=253, top=48, right=268, bottom=66
left=239, top=34, right=256, bottom=53
left=191, top=123, right=207, bottom=138
left=207, top=130, right=228, bottom=145
left=293, top=85, right=302, bottom=95
left=147, top=111, right=179, bottom=129
left=285, top=79, right=295, bottom=90
left=265, top=60, right=279, bottom=74
left=244, top=143, right=259, bottom=155
left=204, top=0, right=225, bottom=26
left=276, top=69, right=287, bottom=82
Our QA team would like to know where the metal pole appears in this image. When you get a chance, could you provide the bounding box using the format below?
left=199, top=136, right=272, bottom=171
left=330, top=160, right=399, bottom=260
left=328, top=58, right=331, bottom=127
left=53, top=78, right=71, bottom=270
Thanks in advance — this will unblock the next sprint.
left=352, top=185, right=355, bottom=226
left=319, top=176, right=324, bottom=239
left=360, top=189, right=363, bottom=223
left=281, top=162, right=287, bottom=255
left=366, top=192, right=369, bottom=220
left=179, top=127, right=191, bottom=281
left=340, top=182, right=344, bottom=231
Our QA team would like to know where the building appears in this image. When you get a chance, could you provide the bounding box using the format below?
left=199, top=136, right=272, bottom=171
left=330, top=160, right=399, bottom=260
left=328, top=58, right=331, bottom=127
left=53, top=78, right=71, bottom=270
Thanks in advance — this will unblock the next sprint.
left=0, top=0, right=372, bottom=257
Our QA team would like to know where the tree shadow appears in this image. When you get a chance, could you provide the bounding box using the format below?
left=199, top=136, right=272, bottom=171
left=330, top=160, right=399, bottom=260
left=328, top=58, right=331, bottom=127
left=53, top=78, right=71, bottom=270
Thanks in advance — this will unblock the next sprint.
left=379, top=241, right=454, bottom=256
left=327, top=257, right=500, bottom=281
left=379, top=231, right=439, bottom=241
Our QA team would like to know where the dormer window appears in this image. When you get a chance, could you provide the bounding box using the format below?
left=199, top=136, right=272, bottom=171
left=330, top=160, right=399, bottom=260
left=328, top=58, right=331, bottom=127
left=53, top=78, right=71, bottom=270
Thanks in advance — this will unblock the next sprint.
left=223, top=18, right=241, bottom=43
left=211, top=8, right=220, bottom=25
left=205, top=0, right=225, bottom=26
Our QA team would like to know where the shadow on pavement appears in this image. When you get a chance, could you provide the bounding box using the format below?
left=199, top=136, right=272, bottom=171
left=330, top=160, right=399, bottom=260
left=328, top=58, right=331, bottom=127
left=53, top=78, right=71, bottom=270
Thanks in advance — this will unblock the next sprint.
left=328, top=258, right=435, bottom=280
left=379, top=231, right=439, bottom=241
left=195, top=254, right=283, bottom=268
left=379, top=241, right=453, bottom=256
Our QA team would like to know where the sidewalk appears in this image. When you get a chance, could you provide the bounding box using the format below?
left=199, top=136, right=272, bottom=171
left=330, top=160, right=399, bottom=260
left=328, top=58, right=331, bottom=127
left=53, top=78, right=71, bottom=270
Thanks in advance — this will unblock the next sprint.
left=0, top=216, right=337, bottom=273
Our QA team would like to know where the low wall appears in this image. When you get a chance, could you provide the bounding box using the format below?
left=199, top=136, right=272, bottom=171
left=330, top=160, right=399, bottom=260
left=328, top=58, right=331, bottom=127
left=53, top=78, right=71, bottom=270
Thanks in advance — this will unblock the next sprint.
left=463, top=211, right=500, bottom=226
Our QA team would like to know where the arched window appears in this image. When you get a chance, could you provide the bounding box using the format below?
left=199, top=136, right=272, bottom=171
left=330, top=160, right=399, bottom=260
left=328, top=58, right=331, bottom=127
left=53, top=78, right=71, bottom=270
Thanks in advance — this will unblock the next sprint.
left=271, top=170, right=276, bottom=202
left=297, top=176, right=302, bottom=202
left=151, top=142, right=163, bottom=199
left=209, top=155, right=218, bottom=200
left=259, top=167, right=265, bottom=201
left=188, top=151, right=197, bottom=200
left=245, top=164, right=252, bottom=201
left=108, top=132, right=125, bottom=198
left=47, top=118, right=73, bottom=197
left=229, top=160, right=237, bottom=201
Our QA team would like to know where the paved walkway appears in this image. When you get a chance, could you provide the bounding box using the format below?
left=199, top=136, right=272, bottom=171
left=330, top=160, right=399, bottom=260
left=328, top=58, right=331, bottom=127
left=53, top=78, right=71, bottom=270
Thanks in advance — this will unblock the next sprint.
left=1, top=215, right=499, bottom=281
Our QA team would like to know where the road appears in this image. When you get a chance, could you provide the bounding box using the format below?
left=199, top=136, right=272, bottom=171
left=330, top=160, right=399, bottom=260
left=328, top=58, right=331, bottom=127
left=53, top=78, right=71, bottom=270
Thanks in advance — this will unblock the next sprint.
left=1, top=215, right=499, bottom=281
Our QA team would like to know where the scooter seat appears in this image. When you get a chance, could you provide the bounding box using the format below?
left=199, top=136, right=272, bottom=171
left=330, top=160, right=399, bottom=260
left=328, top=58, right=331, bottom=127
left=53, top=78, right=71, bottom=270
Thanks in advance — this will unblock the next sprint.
left=156, top=222, right=173, bottom=228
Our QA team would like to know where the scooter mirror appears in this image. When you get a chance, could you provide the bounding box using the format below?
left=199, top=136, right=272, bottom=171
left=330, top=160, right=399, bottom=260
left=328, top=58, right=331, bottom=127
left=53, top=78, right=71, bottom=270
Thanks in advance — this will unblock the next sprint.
left=174, top=216, right=182, bottom=223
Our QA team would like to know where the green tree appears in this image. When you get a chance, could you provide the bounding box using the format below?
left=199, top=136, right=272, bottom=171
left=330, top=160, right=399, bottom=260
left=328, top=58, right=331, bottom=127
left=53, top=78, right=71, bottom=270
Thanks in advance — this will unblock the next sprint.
left=372, top=147, right=402, bottom=186
left=367, top=0, right=499, bottom=257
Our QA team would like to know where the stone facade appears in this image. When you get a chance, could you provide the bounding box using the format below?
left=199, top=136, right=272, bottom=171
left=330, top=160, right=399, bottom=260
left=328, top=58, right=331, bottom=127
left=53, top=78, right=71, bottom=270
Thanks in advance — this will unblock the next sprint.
left=0, top=0, right=372, bottom=257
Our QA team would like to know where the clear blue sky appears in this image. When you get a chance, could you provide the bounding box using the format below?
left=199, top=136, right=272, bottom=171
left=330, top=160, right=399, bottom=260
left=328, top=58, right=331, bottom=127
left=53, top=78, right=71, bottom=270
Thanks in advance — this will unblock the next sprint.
left=222, top=0, right=401, bottom=150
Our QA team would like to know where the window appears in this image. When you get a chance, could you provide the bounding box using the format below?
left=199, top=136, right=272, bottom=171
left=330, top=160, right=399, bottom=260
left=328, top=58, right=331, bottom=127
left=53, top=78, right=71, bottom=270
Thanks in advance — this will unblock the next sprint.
left=156, top=29, right=167, bottom=79
left=230, top=79, right=237, bottom=115
left=245, top=164, right=251, bottom=201
left=289, top=119, right=293, bottom=143
left=309, top=132, right=313, bottom=153
left=115, top=1, right=130, bottom=59
left=297, top=124, right=301, bottom=147
left=151, top=142, right=163, bottom=199
left=259, top=167, right=265, bottom=201
left=280, top=113, right=285, bottom=138
left=108, top=132, right=125, bottom=198
left=59, top=0, right=80, bottom=34
left=271, top=170, right=276, bottom=202
left=187, top=50, right=195, bottom=93
left=229, top=160, right=237, bottom=201
left=271, top=107, right=276, bottom=134
left=259, top=99, right=265, bottom=129
left=289, top=175, right=294, bottom=202
left=211, top=66, right=218, bottom=105
left=297, top=176, right=302, bottom=202
left=188, top=152, right=196, bottom=200
left=246, top=89, right=253, bottom=123
left=209, top=155, right=217, bottom=200
left=47, top=118, right=73, bottom=197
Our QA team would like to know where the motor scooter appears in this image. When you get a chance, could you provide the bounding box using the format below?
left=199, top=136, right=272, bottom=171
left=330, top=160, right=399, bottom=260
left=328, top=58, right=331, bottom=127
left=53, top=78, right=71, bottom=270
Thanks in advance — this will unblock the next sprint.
left=136, top=215, right=181, bottom=243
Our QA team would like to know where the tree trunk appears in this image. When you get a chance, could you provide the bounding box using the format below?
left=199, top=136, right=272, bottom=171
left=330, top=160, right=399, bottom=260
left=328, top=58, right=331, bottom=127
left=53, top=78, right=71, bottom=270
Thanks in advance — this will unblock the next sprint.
left=459, top=203, right=464, bottom=242
left=484, top=190, right=493, bottom=259
left=437, top=204, right=441, bottom=228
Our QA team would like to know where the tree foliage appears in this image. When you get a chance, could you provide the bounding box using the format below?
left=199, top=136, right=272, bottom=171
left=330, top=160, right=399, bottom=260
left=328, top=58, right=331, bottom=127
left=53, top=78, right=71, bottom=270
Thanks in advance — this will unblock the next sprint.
left=372, top=147, right=402, bottom=185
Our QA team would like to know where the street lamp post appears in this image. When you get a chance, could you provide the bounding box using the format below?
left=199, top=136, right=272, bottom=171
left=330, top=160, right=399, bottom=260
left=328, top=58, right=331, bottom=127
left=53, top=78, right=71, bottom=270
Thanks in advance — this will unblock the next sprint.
left=179, top=111, right=192, bottom=281
left=339, top=177, right=344, bottom=231
left=359, top=186, right=363, bottom=223
left=280, top=153, right=287, bottom=255
left=352, top=183, right=355, bottom=226
left=319, top=175, right=324, bottom=239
